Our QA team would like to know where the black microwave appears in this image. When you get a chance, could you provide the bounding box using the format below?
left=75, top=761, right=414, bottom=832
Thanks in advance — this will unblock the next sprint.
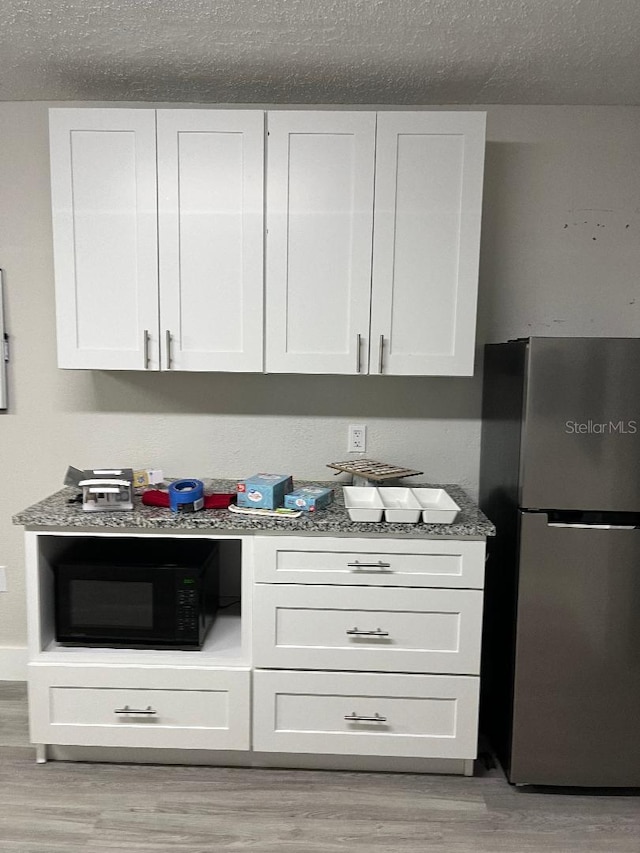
left=53, top=538, right=219, bottom=650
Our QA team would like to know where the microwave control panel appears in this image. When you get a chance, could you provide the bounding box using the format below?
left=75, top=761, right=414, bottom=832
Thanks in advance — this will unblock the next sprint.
left=176, top=584, right=199, bottom=636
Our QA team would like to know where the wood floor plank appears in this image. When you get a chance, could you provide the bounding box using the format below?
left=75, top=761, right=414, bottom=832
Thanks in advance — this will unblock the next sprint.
left=0, top=680, right=30, bottom=747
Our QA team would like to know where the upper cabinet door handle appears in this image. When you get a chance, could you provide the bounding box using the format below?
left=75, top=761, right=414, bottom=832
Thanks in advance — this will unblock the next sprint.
left=378, top=334, right=385, bottom=374
left=165, top=330, right=172, bottom=369
left=356, top=334, right=362, bottom=374
left=143, top=330, right=150, bottom=369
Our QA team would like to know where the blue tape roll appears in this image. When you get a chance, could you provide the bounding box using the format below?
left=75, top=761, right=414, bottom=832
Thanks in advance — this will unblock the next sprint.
left=168, top=479, right=205, bottom=513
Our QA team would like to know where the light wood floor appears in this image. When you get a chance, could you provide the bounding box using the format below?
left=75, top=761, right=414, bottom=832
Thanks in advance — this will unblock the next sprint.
left=1, top=682, right=639, bottom=852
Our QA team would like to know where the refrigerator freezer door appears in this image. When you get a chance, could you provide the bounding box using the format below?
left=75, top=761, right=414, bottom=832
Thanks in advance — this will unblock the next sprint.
left=520, top=337, right=640, bottom=512
left=510, top=511, right=640, bottom=786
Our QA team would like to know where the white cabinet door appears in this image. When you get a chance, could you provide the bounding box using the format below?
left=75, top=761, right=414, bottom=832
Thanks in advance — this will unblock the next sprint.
left=50, top=109, right=160, bottom=370
left=266, top=112, right=376, bottom=374
left=157, top=111, right=265, bottom=372
left=370, top=112, right=486, bottom=376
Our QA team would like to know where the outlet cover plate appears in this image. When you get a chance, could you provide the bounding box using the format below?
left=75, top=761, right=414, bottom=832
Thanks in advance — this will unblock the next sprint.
left=348, top=424, right=367, bottom=453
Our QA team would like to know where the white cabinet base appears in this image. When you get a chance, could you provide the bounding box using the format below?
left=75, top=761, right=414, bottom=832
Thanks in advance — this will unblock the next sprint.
left=38, top=743, right=476, bottom=776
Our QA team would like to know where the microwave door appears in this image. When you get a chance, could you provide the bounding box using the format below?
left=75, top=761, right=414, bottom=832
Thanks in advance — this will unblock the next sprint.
left=55, top=567, right=177, bottom=647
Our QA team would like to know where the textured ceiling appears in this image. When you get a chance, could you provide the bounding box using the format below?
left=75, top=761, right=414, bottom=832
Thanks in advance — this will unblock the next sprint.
left=1, top=0, right=639, bottom=105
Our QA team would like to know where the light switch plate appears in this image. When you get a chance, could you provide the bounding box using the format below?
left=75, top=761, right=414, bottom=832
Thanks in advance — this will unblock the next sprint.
left=0, top=567, right=6, bottom=592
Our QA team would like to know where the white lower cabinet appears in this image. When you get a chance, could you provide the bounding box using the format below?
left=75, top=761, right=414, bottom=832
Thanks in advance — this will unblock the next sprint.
left=253, top=670, right=480, bottom=759
left=252, top=534, right=486, bottom=766
left=28, top=664, right=251, bottom=750
left=24, top=529, right=485, bottom=772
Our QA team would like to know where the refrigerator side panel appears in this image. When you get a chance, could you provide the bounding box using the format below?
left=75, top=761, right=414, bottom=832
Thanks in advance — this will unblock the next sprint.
left=521, top=337, right=640, bottom=512
left=0, top=270, right=7, bottom=410
left=478, top=340, right=528, bottom=773
left=511, top=511, right=640, bottom=786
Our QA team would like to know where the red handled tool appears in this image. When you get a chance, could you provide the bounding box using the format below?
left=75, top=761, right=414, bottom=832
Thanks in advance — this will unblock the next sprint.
left=142, top=490, right=235, bottom=509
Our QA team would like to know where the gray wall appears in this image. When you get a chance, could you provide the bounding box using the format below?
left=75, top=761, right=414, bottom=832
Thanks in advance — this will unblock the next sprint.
left=1, top=103, right=639, bottom=660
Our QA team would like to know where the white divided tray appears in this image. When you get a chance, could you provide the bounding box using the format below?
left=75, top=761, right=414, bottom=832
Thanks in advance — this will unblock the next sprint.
left=343, top=486, right=460, bottom=524
left=412, top=488, right=461, bottom=524
left=377, top=487, right=422, bottom=523
left=342, top=486, right=385, bottom=522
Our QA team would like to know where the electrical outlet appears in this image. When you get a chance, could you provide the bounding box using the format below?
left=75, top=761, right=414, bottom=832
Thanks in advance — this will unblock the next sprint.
left=348, top=424, right=367, bottom=453
left=0, top=567, right=6, bottom=593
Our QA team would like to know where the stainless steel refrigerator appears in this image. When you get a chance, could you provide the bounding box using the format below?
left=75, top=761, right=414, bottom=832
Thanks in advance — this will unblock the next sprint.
left=480, top=337, right=640, bottom=787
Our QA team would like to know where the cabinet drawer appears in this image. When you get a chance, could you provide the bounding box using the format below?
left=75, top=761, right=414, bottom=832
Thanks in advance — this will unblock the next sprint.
left=253, top=536, right=485, bottom=588
left=253, top=670, right=479, bottom=759
left=253, top=584, right=483, bottom=674
left=28, top=664, right=250, bottom=750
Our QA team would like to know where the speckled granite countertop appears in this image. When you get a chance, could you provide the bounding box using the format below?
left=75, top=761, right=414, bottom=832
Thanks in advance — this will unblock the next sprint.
left=13, top=480, right=495, bottom=538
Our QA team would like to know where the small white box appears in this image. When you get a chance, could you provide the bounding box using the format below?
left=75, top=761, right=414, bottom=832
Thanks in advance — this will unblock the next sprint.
left=343, top=487, right=384, bottom=522
left=378, top=488, right=422, bottom=523
left=412, top=488, right=460, bottom=524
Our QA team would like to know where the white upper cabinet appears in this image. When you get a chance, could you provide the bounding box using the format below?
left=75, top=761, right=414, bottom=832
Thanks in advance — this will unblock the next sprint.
left=50, top=108, right=484, bottom=376
left=50, top=108, right=264, bottom=371
left=265, top=110, right=485, bottom=376
left=50, top=110, right=159, bottom=370
left=370, top=112, right=486, bottom=376
left=157, top=110, right=264, bottom=371
left=265, top=112, right=376, bottom=374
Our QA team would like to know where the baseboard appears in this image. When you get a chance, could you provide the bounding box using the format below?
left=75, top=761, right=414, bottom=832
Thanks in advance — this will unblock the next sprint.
left=0, top=647, right=28, bottom=681
left=46, top=745, right=473, bottom=775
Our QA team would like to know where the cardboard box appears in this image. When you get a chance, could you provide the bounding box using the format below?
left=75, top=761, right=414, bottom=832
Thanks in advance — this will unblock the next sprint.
left=236, top=473, right=293, bottom=509
left=132, top=468, right=164, bottom=489
left=284, top=486, right=333, bottom=512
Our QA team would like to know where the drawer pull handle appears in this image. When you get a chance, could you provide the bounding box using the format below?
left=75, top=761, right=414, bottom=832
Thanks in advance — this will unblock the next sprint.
left=114, top=705, right=157, bottom=716
left=345, top=712, right=387, bottom=723
left=346, top=627, right=390, bottom=637
left=347, top=560, right=392, bottom=572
